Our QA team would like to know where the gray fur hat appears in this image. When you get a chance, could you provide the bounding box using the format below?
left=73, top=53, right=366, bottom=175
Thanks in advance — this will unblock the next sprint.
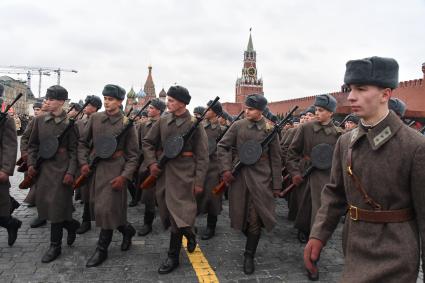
left=245, top=94, right=267, bottom=111
left=0, top=84, right=4, bottom=96
left=314, top=94, right=337, bottom=113
left=345, top=113, right=360, bottom=124
left=102, top=84, right=126, bottom=100
left=207, top=100, right=223, bottom=116
left=193, top=106, right=206, bottom=115
left=388, top=97, right=406, bottom=117
left=85, top=95, right=103, bottom=109
left=167, top=85, right=191, bottom=105
left=46, top=85, right=68, bottom=100
left=344, top=56, right=399, bottom=89
left=304, top=105, right=316, bottom=115
left=150, top=98, right=166, bottom=113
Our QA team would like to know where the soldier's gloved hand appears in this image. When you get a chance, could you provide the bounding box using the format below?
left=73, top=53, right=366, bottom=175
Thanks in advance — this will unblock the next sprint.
left=80, top=164, right=90, bottom=176
left=193, top=185, right=203, bottom=196
left=222, top=170, right=234, bottom=185
left=0, top=171, right=9, bottom=183
left=28, top=166, right=37, bottom=178
left=62, top=173, right=74, bottom=186
left=292, top=175, right=303, bottom=186
left=149, top=163, right=161, bottom=177
left=304, top=238, right=323, bottom=277
left=111, top=176, right=127, bottom=191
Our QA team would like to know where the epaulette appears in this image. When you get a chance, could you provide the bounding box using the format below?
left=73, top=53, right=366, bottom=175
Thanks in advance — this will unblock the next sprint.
left=191, top=116, right=197, bottom=123
left=265, top=123, right=273, bottom=132
left=123, top=116, right=130, bottom=126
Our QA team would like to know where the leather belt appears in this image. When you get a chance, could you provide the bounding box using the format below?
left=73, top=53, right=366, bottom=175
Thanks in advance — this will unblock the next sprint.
left=112, top=150, right=124, bottom=159
left=57, top=147, right=67, bottom=153
left=181, top=151, right=193, bottom=157
left=260, top=154, right=269, bottom=161
left=303, top=155, right=311, bottom=161
left=348, top=205, right=414, bottom=223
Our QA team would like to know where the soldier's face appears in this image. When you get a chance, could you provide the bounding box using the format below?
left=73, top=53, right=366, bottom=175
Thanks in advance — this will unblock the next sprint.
left=300, top=115, right=306, bottom=123
left=166, top=97, right=185, bottom=113
left=33, top=107, right=42, bottom=117
left=68, top=109, right=79, bottom=118
left=345, top=121, right=357, bottom=130
left=104, top=96, right=122, bottom=112
left=315, top=106, right=333, bottom=123
left=205, top=109, right=216, bottom=120
left=148, top=105, right=161, bottom=117
left=84, top=104, right=98, bottom=115
left=245, top=107, right=262, bottom=121
left=305, top=112, right=316, bottom=121
left=348, top=84, right=391, bottom=119
left=45, top=98, right=64, bottom=112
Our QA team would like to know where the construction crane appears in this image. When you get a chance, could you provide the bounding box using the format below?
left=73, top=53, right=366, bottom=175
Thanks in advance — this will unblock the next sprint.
left=0, top=66, right=78, bottom=97
left=0, top=69, right=51, bottom=91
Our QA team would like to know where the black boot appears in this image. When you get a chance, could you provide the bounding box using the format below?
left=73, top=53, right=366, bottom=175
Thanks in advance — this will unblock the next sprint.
left=42, top=223, right=63, bottom=263
left=243, top=233, right=260, bottom=275
left=181, top=227, right=197, bottom=253
left=129, top=188, right=140, bottom=207
left=201, top=214, right=217, bottom=240
left=86, top=229, right=113, bottom=268
left=118, top=224, right=136, bottom=251
left=30, top=217, right=47, bottom=228
left=0, top=216, right=22, bottom=246
left=63, top=219, right=80, bottom=246
left=158, top=232, right=182, bottom=274
left=138, top=210, right=154, bottom=236
left=10, top=196, right=20, bottom=214
left=127, top=182, right=137, bottom=206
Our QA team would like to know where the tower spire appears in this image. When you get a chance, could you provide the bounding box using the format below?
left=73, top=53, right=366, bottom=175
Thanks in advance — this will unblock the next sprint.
left=247, top=28, right=254, bottom=51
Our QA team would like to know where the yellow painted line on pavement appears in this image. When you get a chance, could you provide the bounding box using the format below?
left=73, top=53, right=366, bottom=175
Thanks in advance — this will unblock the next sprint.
left=182, top=238, right=220, bottom=283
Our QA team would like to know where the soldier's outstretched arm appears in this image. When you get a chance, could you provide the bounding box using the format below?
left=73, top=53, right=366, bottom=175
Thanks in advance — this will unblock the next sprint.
left=410, top=142, right=425, bottom=273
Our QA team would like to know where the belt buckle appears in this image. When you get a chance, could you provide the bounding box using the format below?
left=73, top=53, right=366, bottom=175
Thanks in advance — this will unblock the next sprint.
left=349, top=205, right=359, bottom=221
left=347, top=166, right=353, bottom=176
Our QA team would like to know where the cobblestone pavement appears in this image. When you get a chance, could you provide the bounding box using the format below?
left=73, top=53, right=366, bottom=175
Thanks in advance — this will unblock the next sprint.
left=1, top=164, right=423, bottom=282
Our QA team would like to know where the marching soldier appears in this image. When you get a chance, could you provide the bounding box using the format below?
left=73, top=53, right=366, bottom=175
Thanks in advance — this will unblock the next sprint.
left=27, top=85, right=80, bottom=263
left=197, top=100, right=223, bottom=240
left=388, top=97, right=406, bottom=118
left=343, top=114, right=359, bottom=131
left=287, top=96, right=343, bottom=241
left=21, top=100, right=48, bottom=228
left=304, top=56, right=425, bottom=282
left=136, top=98, right=166, bottom=236
left=193, top=106, right=206, bottom=119
left=142, top=86, right=209, bottom=274
left=0, top=84, right=21, bottom=247
left=217, top=94, right=282, bottom=274
left=75, top=95, right=102, bottom=235
left=78, top=85, right=139, bottom=267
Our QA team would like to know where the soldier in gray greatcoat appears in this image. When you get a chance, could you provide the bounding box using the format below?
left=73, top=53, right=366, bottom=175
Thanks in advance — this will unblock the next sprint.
left=136, top=98, right=166, bottom=236
left=143, top=86, right=209, bottom=274
left=0, top=84, right=21, bottom=247
left=75, top=95, right=102, bottom=235
left=305, top=56, right=425, bottom=282
left=79, top=85, right=139, bottom=267
left=27, top=85, right=80, bottom=263
left=217, top=94, right=282, bottom=275
left=197, top=100, right=223, bottom=240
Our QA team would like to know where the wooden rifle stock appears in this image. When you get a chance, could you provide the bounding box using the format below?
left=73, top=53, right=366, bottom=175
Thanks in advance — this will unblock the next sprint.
left=73, top=173, right=88, bottom=190
left=19, top=175, right=34, bottom=190
left=212, top=181, right=227, bottom=195
left=140, top=174, right=157, bottom=190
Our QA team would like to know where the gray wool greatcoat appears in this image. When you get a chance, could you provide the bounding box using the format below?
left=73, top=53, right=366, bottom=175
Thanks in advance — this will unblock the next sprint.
left=27, top=111, right=77, bottom=223
left=0, top=116, right=17, bottom=217
left=310, top=111, right=425, bottom=283
left=142, top=110, right=209, bottom=230
left=217, top=118, right=282, bottom=232
left=138, top=118, right=159, bottom=206
left=75, top=116, right=90, bottom=202
left=287, top=120, right=343, bottom=229
left=20, top=118, right=37, bottom=205
left=78, top=111, right=139, bottom=230
left=197, top=120, right=223, bottom=216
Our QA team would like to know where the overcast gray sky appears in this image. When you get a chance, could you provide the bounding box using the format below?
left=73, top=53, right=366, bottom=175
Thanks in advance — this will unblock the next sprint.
left=1, top=0, right=424, bottom=108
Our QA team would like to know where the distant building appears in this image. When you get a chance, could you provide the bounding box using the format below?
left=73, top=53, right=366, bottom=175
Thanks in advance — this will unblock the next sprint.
left=125, top=65, right=160, bottom=112
left=0, top=75, right=37, bottom=115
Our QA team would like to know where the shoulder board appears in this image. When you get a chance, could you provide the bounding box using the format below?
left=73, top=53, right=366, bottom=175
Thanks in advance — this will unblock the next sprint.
left=191, top=116, right=197, bottom=123
left=123, top=116, right=130, bottom=126
left=265, top=123, right=273, bottom=131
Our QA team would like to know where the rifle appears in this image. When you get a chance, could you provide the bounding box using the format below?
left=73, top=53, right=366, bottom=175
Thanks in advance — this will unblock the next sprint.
left=0, top=93, right=23, bottom=126
left=73, top=101, right=151, bottom=190
left=140, top=96, right=220, bottom=190
left=419, top=125, right=425, bottom=135
left=126, top=106, right=133, bottom=117
left=216, top=110, right=244, bottom=143
left=212, top=106, right=298, bottom=195
left=19, top=100, right=90, bottom=190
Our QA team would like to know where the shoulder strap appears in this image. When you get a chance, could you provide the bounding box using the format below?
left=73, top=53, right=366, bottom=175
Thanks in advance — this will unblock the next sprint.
left=347, top=147, right=382, bottom=210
